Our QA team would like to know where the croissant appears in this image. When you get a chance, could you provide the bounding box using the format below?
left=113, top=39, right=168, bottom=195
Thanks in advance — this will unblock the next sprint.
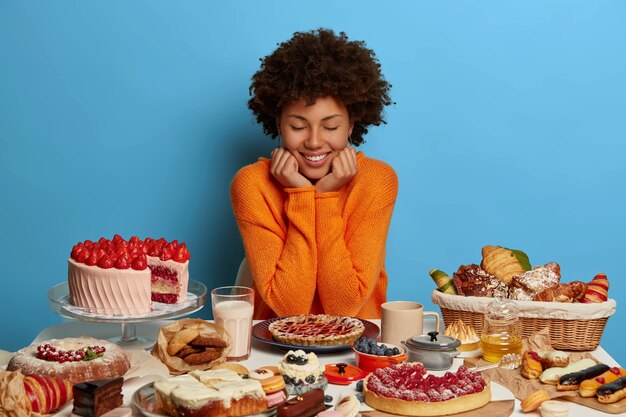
left=533, top=281, right=587, bottom=303
left=480, top=245, right=531, bottom=285
left=583, top=273, right=609, bottom=303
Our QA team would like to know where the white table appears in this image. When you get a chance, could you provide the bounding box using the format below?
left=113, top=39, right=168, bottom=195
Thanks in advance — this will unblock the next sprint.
left=31, top=320, right=621, bottom=417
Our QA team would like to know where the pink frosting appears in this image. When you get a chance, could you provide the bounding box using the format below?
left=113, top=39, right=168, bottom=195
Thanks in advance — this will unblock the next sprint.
left=68, top=259, right=151, bottom=315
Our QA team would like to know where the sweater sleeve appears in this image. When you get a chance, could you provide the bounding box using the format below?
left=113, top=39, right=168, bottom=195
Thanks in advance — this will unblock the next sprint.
left=231, top=166, right=318, bottom=316
left=315, top=162, right=398, bottom=316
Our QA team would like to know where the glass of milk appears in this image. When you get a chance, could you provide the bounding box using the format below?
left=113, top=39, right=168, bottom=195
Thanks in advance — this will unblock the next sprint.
left=211, top=286, right=254, bottom=361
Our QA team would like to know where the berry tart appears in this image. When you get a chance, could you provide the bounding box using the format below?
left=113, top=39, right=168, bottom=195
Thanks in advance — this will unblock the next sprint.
left=363, top=363, right=491, bottom=416
left=68, top=235, right=190, bottom=316
left=278, top=350, right=328, bottom=395
left=268, top=314, right=364, bottom=346
left=7, top=337, right=130, bottom=385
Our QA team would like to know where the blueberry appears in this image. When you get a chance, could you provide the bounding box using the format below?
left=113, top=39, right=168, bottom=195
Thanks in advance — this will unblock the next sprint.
left=356, top=380, right=363, bottom=392
left=305, top=375, right=316, bottom=384
left=392, top=347, right=400, bottom=355
left=368, top=338, right=377, bottom=347
left=287, top=354, right=297, bottom=363
left=324, top=395, right=333, bottom=403
left=296, top=356, right=308, bottom=365
left=361, top=346, right=370, bottom=354
left=384, top=348, right=393, bottom=356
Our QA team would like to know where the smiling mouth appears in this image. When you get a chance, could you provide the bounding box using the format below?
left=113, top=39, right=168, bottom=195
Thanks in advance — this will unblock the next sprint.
left=302, top=153, right=330, bottom=162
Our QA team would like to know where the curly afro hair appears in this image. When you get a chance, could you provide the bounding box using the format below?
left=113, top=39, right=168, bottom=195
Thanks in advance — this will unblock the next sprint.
left=248, top=28, right=392, bottom=146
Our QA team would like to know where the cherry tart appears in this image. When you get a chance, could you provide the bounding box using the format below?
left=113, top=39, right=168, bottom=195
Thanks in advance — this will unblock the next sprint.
left=364, top=363, right=491, bottom=416
left=268, top=315, right=365, bottom=346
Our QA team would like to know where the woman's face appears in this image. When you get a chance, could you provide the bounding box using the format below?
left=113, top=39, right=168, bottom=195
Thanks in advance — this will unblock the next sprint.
left=278, top=96, right=353, bottom=181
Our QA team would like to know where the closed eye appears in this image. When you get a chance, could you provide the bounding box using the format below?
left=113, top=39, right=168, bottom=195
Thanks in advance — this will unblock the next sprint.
left=325, top=126, right=339, bottom=131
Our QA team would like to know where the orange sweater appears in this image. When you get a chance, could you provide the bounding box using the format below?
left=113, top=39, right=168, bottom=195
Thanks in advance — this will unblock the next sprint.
left=231, top=152, right=398, bottom=319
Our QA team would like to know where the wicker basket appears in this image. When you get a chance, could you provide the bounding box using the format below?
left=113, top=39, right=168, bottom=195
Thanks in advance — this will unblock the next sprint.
left=431, top=290, right=616, bottom=351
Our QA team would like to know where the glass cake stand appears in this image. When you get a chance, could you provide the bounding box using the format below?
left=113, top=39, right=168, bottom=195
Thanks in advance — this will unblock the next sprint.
left=48, top=280, right=207, bottom=349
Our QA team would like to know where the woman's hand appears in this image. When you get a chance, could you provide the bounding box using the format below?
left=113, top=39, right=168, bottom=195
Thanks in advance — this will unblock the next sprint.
left=316, top=147, right=358, bottom=193
left=270, top=148, right=312, bottom=188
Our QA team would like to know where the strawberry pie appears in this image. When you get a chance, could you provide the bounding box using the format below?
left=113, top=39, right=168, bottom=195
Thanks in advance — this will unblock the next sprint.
left=268, top=314, right=365, bottom=346
left=68, top=235, right=190, bottom=316
left=364, top=363, right=491, bottom=416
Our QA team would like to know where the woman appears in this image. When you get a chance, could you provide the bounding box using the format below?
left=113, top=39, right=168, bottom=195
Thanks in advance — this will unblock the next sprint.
left=231, top=28, right=397, bottom=319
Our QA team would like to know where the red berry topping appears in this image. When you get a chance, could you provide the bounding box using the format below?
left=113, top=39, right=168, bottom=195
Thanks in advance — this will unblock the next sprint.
left=131, top=254, right=147, bottom=270
left=85, top=252, right=99, bottom=266
left=115, top=256, right=130, bottom=269
left=98, top=255, right=115, bottom=269
left=160, top=248, right=173, bottom=261
left=610, top=367, right=621, bottom=375
left=112, top=234, right=124, bottom=244
left=71, top=245, right=83, bottom=260
left=528, top=351, right=541, bottom=362
left=596, top=377, right=605, bottom=384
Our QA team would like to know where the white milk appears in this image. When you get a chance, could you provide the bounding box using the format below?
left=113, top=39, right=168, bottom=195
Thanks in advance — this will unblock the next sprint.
left=213, top=300, right=254, bottom=359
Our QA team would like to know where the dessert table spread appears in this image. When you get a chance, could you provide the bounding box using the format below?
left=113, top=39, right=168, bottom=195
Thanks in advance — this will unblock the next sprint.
left=31, top=320, right=621, bottom=417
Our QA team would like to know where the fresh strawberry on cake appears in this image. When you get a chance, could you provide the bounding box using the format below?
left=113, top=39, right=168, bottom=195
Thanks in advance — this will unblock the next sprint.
left=68, top=234, right=190, bottom=316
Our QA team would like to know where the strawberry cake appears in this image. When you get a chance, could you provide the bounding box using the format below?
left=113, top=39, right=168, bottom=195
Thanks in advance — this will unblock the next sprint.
left=68, top=235, right=190, bottom=316
left=364, top=363, right=491, bottom=416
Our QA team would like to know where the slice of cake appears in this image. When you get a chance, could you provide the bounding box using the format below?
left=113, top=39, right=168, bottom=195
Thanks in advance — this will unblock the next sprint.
left=145, top=237, right=190, bottom=304
left=212, top=380, right=267, bottom=417
left=171, top=385, right=230, bottom=417
left=72, top=377, right=123, bottom=417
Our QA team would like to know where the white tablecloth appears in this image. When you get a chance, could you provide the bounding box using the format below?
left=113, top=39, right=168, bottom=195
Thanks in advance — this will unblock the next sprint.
left=27, top=320, right=621, bottom=417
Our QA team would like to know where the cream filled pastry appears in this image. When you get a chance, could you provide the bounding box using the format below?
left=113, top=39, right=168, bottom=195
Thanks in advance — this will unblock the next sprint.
left=278, top=350, right=328, bottom=395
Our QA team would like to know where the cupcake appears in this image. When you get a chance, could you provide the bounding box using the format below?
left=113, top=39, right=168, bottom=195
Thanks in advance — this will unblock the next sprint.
left=278, top=350, right=328, bottom=395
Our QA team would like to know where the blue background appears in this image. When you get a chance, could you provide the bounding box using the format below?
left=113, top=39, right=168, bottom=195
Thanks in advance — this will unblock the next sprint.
left=1, top=1, right=625, bottom=365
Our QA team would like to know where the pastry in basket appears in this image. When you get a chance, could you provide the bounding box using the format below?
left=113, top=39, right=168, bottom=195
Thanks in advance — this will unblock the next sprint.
left=508, top=262, right=560, bottom=301
left=7, top=337, right=130, bottom=385
left=443, top=320, right=479, bottom=352
left=583, top=273, right=610, bottom=303
left=452, top=264, right=508, bottom=298
left=521, top=351, right=543, bottom=380
left=268, top=314, right=365, bottom=346
left=539, top=358, right=596, bottom=385
left=0, top=370, right=74, bottom=415
left=278, top=350, right=328, bottom=395
left=579, top=367, right=626, bottom=397
left=429, top=269, right=457, bottom=295
left=152, top=319, right=231, bottom=374
left=364, top=363, right=491, bottom=416
left=533, top=281, right=586, bottom=303
left=480, top=245, right=531, bottom=285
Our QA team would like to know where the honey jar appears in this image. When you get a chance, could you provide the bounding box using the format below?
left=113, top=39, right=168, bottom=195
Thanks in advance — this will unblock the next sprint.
left=480, top=298, right=522, bottom=363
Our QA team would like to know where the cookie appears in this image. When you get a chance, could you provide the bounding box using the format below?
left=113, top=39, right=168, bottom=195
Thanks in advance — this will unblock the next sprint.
left=167, top=328, right=200, bottom=356
left=212, top=362, right=249, bottom=376
left=190, top=336, right=228, bottom=348
left=175, top=345, right=204, bottom=358
left=182, top=348, right=222, bottom=365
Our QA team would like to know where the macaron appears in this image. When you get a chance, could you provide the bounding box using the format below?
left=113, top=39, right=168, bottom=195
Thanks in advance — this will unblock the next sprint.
left=260, top=375, right=285, bottom=394
left=266, top=389, right=287, bottom=408
left=249, top=368, right=275, bottom=380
